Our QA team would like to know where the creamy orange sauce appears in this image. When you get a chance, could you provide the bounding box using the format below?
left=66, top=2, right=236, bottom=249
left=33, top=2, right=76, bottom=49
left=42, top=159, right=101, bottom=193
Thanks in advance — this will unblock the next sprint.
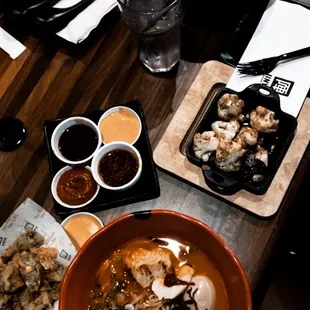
left=63, top=214, right=102, bottom=250
left=99, top=109, right=140, bottom=144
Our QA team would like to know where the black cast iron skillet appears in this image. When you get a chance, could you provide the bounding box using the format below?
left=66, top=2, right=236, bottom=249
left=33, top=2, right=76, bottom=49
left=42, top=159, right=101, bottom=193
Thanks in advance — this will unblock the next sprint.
left=185, top=83, right=298, bottom=196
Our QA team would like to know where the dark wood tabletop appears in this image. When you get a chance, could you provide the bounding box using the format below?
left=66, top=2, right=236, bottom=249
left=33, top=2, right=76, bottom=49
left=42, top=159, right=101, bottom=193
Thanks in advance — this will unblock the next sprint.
left=0, top=5, right=309, bottom=305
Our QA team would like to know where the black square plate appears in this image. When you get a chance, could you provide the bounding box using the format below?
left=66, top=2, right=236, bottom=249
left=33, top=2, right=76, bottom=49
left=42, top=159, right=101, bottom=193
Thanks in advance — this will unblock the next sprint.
left=43, top=101, right=160, bottom=217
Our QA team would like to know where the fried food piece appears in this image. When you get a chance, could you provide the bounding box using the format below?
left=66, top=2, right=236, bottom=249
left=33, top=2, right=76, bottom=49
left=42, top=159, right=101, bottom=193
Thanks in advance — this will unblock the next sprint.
left=12, top=302, right=22, bottom=310
left=0, top=259, right=5, bottom=292
left=211, top=120, right=240, bottom=140
left=0, top=231, right=62, bottom=309
left=11, top=253, right=22, bottom=269
left=46, top=263, right=65, bottom=282
left=17, top=288, right=34, bottom=308
left=18, top=251, right=41, bottom=292
left=0, top=258, right=5, bottom=270
left=193, top=131, right=219, bottom=162
left=235, top=126, right=258, bottom=147
left=218, top=93, right=244, bottom=120
left=30, top=248, right=58, bottom=271
left=1, top=246, right=16, bottom=263
left=48, top=282, right=61, bottom=301
left=215, top=139, right=246, bottom=172
left=23, top=291, right=52, bottom=310
left=1, top=263, right=24, bottom=293
left=0, top=292, right=12, bottom=309
left=1, top=231, right=44, bottom=263
left=39, top=278, right=52, bottom=292
left=250, top=106, right=279, bottom=133
left=123, top=248, right=172, bottom=288
left=1, top=254, right=23, bottom=293
left=14, top=230, right=45, bottom=252
left=39, top=279, right=60, bottom=302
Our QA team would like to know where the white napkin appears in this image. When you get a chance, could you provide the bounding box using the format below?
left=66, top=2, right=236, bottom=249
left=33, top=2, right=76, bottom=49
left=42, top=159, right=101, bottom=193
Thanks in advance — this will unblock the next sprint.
left=56, top=0, right=117, bottom=43
left=0, top=27, right=26, bottom=59
left=227, top=0, right=310, bottom=117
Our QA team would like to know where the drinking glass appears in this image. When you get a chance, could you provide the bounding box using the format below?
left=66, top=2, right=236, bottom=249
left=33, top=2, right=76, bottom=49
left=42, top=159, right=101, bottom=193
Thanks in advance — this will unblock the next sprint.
left=117, top=0, right=184, bottom=73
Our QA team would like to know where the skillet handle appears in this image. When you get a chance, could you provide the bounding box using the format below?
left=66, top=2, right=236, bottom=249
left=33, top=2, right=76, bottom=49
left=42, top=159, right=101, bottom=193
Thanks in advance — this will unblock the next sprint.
left=202, top=167, right=241, bottom=195
left=246, top=83, right=281, bottom=112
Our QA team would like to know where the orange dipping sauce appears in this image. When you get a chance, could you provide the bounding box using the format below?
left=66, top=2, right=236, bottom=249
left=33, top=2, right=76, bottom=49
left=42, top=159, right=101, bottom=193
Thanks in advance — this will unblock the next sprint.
left=57, top=168, right=97, bottom=206
left=63, top=214, right=102, bottom=250
left=99, top=109, right=140, bottom=144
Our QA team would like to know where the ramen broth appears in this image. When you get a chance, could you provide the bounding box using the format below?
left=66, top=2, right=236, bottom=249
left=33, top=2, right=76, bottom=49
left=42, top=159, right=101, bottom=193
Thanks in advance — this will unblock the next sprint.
left=89, top=237, right=229, bottom=310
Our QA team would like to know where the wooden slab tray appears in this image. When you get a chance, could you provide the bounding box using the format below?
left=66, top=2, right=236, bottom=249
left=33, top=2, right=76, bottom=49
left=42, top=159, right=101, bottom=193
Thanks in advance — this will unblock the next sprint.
left=153, top=61, right=310, bottom=217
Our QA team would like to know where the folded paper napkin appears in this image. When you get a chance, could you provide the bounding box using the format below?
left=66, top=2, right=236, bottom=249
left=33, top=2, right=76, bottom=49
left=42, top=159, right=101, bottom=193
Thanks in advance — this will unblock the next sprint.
left=0, top=27, right=26, bottom=59
left=227, top=0, right=310, bottom=117
left=56, top=0, right=117, bottom=43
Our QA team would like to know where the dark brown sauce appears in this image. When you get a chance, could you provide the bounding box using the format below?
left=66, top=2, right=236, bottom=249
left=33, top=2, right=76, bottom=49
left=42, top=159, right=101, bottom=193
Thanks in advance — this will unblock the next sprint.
left=59, top=125, right=98, bottom=161
left=164, top=272, right=193, bottom=287
left=98, top=149, right=138, bottom=187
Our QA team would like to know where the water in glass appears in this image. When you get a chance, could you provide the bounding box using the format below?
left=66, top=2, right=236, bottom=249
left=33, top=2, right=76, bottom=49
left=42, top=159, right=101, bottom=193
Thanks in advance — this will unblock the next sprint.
left=119, top=0, right=183, bottom=73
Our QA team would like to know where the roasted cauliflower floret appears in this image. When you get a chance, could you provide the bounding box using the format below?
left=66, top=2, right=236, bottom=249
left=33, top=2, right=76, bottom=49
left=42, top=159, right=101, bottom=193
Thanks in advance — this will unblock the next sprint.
left=211, top=120, right=240, bottom=140
left=215, top=139, right=246, bottom=172
left=193, top=131, right=219, bottom=162
left=235, top=126, right=258, bottom=147
left=218, top=93, right=244, bottom=120
left=250, top=106, right=279, bottom=133
left=255, top=146, right=268, bottom=167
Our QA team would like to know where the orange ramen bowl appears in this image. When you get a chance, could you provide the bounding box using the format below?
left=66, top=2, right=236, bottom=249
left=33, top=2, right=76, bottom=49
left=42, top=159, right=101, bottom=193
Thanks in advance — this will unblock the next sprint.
left=60, top=210, right=252, bottom=310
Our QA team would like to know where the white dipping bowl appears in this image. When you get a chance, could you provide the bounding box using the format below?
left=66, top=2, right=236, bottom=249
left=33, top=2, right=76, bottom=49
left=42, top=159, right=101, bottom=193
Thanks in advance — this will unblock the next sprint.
left=91, top=141, right=142, bottom=191
left=51, top=117, right=102, bottom=166
left=98, top=106, right=142, bottom=145
left=61, top=212, right=104, bottom=250
left=51, top=166, right=100, bottom=209
left=61, top=212, right=104, bottom=228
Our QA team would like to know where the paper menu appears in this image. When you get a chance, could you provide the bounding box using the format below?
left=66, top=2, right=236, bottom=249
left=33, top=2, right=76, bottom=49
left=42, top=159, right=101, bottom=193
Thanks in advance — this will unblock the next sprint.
left=0, top=198, right=77, bottom=267
left=226, top=0, right=310, bottom=117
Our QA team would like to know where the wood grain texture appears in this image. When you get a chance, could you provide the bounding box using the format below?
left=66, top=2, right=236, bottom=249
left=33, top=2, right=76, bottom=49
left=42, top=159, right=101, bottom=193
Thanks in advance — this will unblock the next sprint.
left=0, top=8, right=309, bottom=302
left=153, top=61, right=310, bottom=217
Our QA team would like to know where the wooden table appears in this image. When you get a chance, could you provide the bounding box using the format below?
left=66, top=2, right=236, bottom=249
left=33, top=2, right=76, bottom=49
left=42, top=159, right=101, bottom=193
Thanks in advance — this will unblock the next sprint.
left=0, top=7, right=309, bottom=304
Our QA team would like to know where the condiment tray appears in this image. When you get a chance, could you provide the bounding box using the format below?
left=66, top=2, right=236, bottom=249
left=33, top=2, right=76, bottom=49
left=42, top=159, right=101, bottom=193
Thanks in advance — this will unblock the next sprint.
left=44, top=101, right=160, bottom=217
